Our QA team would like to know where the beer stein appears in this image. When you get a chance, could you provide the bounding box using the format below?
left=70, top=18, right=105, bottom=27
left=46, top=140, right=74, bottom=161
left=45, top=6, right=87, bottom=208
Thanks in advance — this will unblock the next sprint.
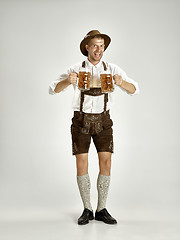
left=78, top=67, right=91, bottom=91
left=100, top=71, right=114, bottom=93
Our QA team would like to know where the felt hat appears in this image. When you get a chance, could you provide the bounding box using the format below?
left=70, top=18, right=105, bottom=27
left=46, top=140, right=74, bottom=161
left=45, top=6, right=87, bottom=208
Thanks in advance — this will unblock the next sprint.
left=80, top=30, right=111, bottom=56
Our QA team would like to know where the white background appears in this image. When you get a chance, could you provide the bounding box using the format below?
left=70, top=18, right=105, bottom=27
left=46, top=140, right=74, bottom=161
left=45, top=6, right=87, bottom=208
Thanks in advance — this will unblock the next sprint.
left=0, top=0, right=180, bottom=239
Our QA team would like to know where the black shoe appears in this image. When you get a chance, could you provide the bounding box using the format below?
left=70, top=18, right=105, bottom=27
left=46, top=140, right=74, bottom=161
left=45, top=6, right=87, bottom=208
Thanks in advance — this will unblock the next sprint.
left=95, top=208, right=117, bottom=224
left=78, top=208, right=94, bottom=225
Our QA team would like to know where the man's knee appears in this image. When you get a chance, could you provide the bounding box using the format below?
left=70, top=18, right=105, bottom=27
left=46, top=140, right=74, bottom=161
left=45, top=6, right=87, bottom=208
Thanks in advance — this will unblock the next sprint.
left=76, top=153, right=88, bottom=175
left=101, top=158, right=111, bottom=170
left=98, top=152, right=112, bottom=174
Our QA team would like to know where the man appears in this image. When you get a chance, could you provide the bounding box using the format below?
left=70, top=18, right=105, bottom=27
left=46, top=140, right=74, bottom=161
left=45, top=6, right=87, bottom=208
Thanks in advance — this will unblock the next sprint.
left=49, top=30, right=139, bottom=225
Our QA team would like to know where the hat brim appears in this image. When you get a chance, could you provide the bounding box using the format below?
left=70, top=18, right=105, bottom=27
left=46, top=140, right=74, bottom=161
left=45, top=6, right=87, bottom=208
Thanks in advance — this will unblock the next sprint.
left=80, top=34, right=111, bottom=56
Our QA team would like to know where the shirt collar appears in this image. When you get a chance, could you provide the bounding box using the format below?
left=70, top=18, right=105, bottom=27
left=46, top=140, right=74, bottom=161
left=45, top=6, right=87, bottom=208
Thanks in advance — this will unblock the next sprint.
left=85, top=58, right=103, bottom=68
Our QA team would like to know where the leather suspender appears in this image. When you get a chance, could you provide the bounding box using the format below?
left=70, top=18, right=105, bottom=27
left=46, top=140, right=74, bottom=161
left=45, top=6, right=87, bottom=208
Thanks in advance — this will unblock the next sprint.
left=80, top=92, right=84, bottom=112
left=82, top=61, right=86, bottom=68
left=102, top=61, right=107, bottom=71
left=104, top=93, right=108, bottom=112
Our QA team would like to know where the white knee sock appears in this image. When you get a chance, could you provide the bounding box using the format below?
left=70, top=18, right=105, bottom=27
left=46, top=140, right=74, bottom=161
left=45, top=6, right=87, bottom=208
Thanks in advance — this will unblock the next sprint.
left=77, top=174, right=93, bottom=211
left=97, top=174, right=110, bottom=212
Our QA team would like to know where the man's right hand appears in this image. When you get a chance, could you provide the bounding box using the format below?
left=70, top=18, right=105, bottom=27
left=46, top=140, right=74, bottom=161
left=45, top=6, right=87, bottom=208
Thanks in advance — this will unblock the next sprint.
left=68, top=72, right=78, bottom=84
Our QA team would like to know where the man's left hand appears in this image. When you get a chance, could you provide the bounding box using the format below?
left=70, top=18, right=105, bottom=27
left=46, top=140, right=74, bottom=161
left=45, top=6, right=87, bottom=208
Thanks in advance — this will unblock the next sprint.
left=113, top=74, right=123, bottom=86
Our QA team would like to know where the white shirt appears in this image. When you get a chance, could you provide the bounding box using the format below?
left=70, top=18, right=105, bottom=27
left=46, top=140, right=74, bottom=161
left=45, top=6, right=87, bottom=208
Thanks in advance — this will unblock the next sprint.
left=49, top=59, right=139, bottom=113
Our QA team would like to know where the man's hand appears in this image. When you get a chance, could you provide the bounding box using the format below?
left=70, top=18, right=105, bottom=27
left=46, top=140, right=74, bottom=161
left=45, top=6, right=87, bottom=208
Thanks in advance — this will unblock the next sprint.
left=113, top=74, right=123, bottom=86
left=68, top=72, right=78, bottom=84
left=54, top=72, right=78, bottom=93
left=113, top=74, right=136, bottom=94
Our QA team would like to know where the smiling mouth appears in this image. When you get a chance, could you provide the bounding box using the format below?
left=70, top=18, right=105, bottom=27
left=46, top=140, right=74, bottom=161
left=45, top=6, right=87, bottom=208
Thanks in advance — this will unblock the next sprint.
left=94, top=53, right=101, bottom=58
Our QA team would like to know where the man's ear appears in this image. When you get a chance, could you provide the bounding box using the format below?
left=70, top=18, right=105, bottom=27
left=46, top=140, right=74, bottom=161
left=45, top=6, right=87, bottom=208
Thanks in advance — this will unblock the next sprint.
left=85, top=44, right=89, bottom=52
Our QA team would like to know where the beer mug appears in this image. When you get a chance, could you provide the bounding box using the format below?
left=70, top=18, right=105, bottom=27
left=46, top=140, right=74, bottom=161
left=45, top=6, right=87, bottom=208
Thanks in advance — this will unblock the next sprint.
left=100, top=71, right=114, bottom=93
left=78, top=67, right=91, bottom=91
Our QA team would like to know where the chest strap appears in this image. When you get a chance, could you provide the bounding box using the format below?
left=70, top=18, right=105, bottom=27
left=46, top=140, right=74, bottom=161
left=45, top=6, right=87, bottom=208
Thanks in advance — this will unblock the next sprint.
left=80, top=90, right=108, bottom=113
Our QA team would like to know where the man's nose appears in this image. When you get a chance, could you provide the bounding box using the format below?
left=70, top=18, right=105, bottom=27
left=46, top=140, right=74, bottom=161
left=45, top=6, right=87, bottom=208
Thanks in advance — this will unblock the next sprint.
left=96, top=46, right=100, bottom=51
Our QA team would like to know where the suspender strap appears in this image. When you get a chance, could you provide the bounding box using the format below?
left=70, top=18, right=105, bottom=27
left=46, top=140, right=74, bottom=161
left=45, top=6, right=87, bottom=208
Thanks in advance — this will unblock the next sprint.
left=80, top=91, right=85, bottom=112
left=102, top=61, right=107, bottom=71
left=104, top=93, right=108, bottom=112
left=80, top=61, right=85, bottom=112
left=82, top=61, right=86, bottom=68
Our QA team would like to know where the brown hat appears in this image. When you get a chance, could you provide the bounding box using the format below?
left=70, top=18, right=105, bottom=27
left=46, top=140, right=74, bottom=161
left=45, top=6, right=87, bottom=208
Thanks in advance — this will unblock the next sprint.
left=80, top=30, right=111, bottom=56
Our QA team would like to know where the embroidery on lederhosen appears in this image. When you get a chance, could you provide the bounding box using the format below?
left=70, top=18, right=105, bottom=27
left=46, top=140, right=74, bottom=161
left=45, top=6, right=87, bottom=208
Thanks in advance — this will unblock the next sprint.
left=109, top=140, right=113, bottom=152
left=72, top=141, right=78, bottom=155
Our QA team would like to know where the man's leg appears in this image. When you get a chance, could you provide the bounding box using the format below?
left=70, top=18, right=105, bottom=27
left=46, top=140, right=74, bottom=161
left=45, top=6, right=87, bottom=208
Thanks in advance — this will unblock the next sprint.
left=97, top=152, right=111, bottom=211
left=76, top=153, right=94, bottom=225
left=95, top=152, right=117, bottom=224
left=76, top=153, right=88, bottom=176
left=98, top=152, right=111, bottom=176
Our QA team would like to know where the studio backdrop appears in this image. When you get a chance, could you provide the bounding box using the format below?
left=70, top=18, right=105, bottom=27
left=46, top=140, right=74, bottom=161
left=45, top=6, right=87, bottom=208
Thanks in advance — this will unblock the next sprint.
left=0, top=0, right=180, bottom=222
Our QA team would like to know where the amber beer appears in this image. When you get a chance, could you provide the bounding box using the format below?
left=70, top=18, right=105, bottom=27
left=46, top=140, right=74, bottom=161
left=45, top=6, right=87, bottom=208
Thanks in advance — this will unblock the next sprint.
left=100, top=73, right=114, bottom=93
left=78, top=71, right=91, bottom=90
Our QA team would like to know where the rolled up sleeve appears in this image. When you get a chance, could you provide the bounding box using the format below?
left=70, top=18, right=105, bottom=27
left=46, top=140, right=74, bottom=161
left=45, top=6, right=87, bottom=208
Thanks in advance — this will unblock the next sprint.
left=48, top=73, right=69, bottom=95
left=123, top=76, right=140, bottom=96
left=110, top=63, right=140, bottom=96
left=49, top=63, right=81, bottom=95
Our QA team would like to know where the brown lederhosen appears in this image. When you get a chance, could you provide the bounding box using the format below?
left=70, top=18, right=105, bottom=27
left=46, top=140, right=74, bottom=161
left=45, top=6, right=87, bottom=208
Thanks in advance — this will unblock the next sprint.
left=71, top=61, right=114, bottom=155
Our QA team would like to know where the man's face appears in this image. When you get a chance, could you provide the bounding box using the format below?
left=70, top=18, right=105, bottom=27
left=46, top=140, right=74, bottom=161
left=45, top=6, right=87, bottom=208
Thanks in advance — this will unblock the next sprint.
left=85, top=38, right=105, bottom=64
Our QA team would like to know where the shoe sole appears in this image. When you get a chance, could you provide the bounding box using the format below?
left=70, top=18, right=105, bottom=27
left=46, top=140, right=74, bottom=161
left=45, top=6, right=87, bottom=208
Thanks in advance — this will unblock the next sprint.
left=78, top=216, right=94, bottom=225
left=78, top=220, right=89, bottom=225
left=95, top=217, right=117, bottom=224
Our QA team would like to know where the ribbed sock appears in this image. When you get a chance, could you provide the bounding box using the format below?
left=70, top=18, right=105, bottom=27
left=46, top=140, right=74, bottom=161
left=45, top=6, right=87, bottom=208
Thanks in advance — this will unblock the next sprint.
left=77, top=174, right=93, bottom=211
left=97, top=174, right=110, bottom=212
